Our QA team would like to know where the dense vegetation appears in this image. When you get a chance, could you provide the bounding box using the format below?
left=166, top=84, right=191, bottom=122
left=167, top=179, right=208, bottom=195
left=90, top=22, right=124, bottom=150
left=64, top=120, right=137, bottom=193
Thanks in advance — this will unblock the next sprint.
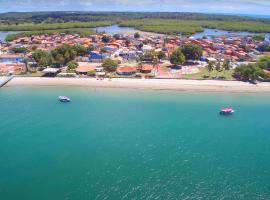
left=102, top=59, right=119, bottom=72
left=234, top=56, right=270, bottom=81
left=1, top=12, right=270, bottom=24
left=31, top=44, right=89, bottom=68
left=170, top=44, right=202, bottom=65
left=0, top=21, right=113, bottom=31
left=119, top=19, right=270, bottom=35
left=1, top=12, right=270, bottom=38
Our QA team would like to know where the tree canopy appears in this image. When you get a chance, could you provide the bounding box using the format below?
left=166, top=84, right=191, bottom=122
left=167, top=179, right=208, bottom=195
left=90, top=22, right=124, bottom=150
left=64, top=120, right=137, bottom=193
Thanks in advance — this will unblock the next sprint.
left=234, top=64, right=265, bottom=81
left=170, top=49, right=185, bottom=65
left=134, top=32, right=140, bottom=39
left=67, top=60, right=78, bottom=70
left=181, top=44, right=203, bottom=60
left=101, top=35, right=110, bottom=43
left=102, top=59, right=118, bottom=72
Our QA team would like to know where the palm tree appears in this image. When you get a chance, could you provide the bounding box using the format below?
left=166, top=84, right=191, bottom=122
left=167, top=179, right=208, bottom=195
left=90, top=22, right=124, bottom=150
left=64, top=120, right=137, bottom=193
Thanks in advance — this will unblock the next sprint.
left=222, top=59, right=231, bottom=76
left=206, top=61, right=215, bottom=77
left=215, top=61, right=222, bottom=76
left=22, top=58, right=29, bottom=74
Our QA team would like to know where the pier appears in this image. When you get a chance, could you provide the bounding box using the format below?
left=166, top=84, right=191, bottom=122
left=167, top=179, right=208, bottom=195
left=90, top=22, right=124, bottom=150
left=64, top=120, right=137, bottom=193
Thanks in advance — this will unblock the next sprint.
left=0, top=76, right=13, bottom=88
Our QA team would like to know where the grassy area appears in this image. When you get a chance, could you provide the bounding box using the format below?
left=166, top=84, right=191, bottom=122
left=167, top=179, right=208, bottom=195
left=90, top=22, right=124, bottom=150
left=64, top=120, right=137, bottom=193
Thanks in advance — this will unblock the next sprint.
left=181, top=68, right=234, bottom=80
left=5, top=28, right=97, bottom=41
left=119, top=19, right=270, bottom=35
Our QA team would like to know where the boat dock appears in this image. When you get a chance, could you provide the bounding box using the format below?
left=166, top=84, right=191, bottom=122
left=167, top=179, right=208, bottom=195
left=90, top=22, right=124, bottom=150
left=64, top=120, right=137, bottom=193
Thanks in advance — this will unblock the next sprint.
left=0, top=76, right=13, bottom=88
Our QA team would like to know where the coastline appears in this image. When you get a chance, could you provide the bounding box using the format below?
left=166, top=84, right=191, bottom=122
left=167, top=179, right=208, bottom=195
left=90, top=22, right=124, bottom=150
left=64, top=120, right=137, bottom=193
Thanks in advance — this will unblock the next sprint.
left=4, top=77, right=270, bottom=93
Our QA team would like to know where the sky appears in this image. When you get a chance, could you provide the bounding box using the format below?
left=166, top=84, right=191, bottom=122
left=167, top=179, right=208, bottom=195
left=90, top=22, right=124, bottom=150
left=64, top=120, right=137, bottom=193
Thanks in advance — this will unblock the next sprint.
left=0, top=0, right=270, bottom=15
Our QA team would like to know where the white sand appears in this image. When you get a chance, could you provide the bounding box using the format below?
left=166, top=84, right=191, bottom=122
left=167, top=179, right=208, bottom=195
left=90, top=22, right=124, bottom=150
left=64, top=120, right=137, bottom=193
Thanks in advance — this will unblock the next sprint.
left=5, top=77, right=270, bottom=93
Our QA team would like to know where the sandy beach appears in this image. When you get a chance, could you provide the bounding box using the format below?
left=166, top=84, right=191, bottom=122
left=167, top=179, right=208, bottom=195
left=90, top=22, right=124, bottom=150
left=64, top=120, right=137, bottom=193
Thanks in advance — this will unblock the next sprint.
left=4, top=77, right=270, bottom=93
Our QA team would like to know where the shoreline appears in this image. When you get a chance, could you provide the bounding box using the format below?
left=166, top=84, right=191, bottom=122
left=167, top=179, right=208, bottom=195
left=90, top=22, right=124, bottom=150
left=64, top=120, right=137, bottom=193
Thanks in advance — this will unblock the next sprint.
left=4, top=77, right=270, bottom=93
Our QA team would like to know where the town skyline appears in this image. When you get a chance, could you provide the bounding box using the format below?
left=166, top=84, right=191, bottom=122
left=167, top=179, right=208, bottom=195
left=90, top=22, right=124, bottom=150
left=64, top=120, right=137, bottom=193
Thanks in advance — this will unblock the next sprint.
left=1, top=0, right=270, bottom=16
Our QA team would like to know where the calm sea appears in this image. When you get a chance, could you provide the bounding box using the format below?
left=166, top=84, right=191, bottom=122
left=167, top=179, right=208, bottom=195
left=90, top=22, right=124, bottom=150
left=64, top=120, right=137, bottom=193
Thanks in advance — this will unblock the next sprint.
left=0, top=87, right=270, bottom=199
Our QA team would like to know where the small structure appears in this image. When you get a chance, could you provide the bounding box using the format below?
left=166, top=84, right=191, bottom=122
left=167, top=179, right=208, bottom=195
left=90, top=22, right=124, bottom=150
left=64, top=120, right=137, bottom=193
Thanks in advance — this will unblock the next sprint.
left=42, top=68, right=60, bottom=77
left=89, top=51, right=103, bottom=62
left=0, top=54, right=24, bottom=63
left=140, top=65, right=154, bottom=73
left=116, top=66, right=137, bottom=76
left=75, top=63, right=99, bottom=75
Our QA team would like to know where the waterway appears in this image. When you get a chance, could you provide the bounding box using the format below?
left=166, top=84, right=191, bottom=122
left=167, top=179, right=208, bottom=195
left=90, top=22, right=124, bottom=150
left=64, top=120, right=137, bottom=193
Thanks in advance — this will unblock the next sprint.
left=0, top=86, right=270, bottom=199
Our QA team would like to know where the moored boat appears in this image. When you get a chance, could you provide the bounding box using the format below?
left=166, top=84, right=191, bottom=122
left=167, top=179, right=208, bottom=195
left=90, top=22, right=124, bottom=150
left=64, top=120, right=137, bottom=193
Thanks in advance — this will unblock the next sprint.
left=220, top=108, right=234, bottom=115
left=59, top=96, right=71, bottom=102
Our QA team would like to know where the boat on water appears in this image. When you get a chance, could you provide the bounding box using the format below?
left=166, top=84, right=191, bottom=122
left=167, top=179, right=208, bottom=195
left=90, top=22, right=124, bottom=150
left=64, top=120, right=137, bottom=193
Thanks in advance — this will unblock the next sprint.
left=220, top=108, right=234, bottom=115
left=59, top=96, right=71, bottom=102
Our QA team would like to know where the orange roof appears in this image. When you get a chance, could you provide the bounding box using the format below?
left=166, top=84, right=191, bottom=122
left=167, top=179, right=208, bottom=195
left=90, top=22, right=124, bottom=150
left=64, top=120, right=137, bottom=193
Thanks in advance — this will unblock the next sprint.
left=117, top=66, right=137, bottom=73
left=76, top=65, right=96, bottom=73
left=141, top=65, right=154, bottom=71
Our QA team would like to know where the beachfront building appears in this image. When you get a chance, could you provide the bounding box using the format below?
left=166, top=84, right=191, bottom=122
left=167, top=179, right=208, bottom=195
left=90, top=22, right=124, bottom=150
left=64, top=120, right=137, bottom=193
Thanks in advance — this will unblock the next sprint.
left=75, top=63, right=99, bottom=75
left=116, top=66, right=137, bottom=76
left=42, top=68, right=60, bottom=77
left=89, top=51, right=104, bottom=62
left=140, top=65, right=154, bottom=74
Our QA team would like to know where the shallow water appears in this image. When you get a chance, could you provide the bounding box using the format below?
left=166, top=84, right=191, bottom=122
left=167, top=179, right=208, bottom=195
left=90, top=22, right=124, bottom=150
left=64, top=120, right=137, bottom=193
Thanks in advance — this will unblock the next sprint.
left=0, top=31, right=23, bottom=41
left=0, top=87, right=270, bottom=199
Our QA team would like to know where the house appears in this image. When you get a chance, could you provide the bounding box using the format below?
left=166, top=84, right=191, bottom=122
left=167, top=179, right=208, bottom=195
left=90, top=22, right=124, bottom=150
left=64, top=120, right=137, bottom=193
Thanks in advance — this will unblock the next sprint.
left=75, top=63, right=98, bottom=75
left=42, top=68, right=60, bottom=77
left=116, top=66, right=137, bottom=75
left=142, top=45, right=153, bottom=52
left=140, top=65, right=154, bottom=73
left=89, top=51, right=103, bottom=62
left=103, top=45, right=118, bottom=53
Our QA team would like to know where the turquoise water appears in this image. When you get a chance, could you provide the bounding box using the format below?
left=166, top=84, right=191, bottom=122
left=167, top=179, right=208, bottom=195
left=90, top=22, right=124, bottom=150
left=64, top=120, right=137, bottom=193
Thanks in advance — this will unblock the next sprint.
left=1, top=87, right=270, bottom=199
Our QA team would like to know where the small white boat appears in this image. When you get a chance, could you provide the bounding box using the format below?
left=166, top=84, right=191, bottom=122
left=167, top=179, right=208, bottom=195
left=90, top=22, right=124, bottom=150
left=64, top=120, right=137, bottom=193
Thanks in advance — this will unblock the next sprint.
left=59, top=96, right=71, bottom=102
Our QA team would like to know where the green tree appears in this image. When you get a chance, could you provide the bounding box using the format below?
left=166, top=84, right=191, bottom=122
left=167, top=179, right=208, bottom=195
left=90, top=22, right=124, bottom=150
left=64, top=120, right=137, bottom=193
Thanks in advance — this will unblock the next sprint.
left=252, top=34, right=265, bottom=41
left=234, top=64, right=265, bottom=81
left=215, top=61, right=222, bottom=76
left=140, top=50, right=156, bottom=62
left=101, top=35, right=110, bottom=43
left=134, top=32, right=140, bottom=39
left=222, top=59, right=232, bottom=75
left=256, top=56, right=270, bottom=69
left=170, top=49, right=185, bottom=66
left=51, top=44, right=76, bottom=67
left=73, top=44, right=88, bottom=56
left=181, top=44, right=203, bottom=60
left=11, top=47, right=28, bottom=53
left=32, top=50, right=51, bottom=68
left=125, top=39, right=131, bottom=47
left=157, top=51, right=166, bottom=61
left=87, top=45, right=95, bottom=52
left=206, top=61, right=215, bottom=76
left=67, top=60, right=78, bottom=70
left=102, top=59, right=118, bottom=72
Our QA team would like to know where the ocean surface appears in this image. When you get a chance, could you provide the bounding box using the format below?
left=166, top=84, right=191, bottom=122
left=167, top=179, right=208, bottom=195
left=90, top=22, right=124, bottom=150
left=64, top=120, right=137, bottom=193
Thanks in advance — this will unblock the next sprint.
left=0, top=86, right=270, bottom=199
